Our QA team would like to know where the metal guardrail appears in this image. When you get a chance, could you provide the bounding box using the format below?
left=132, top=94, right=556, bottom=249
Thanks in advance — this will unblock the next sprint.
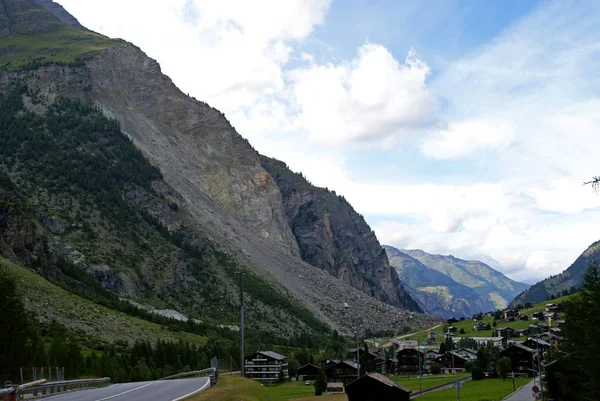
left=160, top=357, right=219, bottom=386
left=1, top=377, right=110, bottom=400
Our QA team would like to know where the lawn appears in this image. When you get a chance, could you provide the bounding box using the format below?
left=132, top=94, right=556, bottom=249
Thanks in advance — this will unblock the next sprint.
left=264, top=381, right=318, bottom=399
left=416, top=377, right=532, bottom=401
left=391, top=373, right=469, bottom=391
left=188, top=376, right=285, bottom=401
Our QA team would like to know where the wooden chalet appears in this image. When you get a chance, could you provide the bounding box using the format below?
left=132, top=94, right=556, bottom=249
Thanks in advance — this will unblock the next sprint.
left=326, top=360, right=359, bottom=385
left=436, top=352, right=468, bottom=374
left=500, top=343, right=536, bottom=376
left=474, top=322, right=488, bottom=331
left=395, top=347, right=424, bottom=373
left=296, top=363, right=320, bottom=381
left=522, top=338, right=551, bottom=353
left=244, top=351, right=289, bottom=383
left=518, top=314, right=529, bottom=321
left=503, top=308, right=517, bottom=319
left=346, top=373, right=412, bottom=401
left=348, top=348, right=385, bottom=373
left=494, top=327, right=516, bottom=338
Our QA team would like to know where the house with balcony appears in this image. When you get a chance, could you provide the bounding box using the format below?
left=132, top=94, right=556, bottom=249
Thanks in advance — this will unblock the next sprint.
left=244, top=351, right=289, bottom=383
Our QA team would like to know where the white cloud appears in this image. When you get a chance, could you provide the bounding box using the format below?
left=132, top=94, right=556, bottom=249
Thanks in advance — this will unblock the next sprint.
left=422, top=119, right=515, bottom=159
left=56, top=0, right=330, bottom=114
left=289, top=45, right=437, bottom=145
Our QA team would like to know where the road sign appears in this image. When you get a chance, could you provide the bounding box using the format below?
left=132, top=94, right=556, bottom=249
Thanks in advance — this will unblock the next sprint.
left=454, top=381, right=463, bottom=390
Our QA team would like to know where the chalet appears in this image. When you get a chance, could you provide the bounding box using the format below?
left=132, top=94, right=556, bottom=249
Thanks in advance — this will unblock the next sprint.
left=494, top=327, right=516, bottom=339
left=395, top=347, right=424, bottom=373
left=326, top=360, right=359, bottom=385
left=532, top=311, right=544, bottom=320
left=472, top=313, right=483, bottom=321
left=423, top=350, right=440, bottom=371
left=244, top=351, right=289, bottom=383
left=447, top=326, right=458, bottom=333
left=436, top=352, right=468, bottom=374
left=346, top=373, right=412, bottom=401
left=500, top=343, right=537, bottom=376
left=518, top=315, right=529, bottom=321
left=545, top=303, right=561, bottom=313
left=515, top=329, right=529, bottom=338
left=503, top=308, right=517, bottom=319
left=474, top=322, right=488, bottom=331
left=455, top=348, right=477, bottom=361
left=348, top=348, right=385, bottom=373
left=522, top=338, right=551, bottom=353
left=554, top=319, right=566, bottom=329
left=297, top=363, right=320, bottom=381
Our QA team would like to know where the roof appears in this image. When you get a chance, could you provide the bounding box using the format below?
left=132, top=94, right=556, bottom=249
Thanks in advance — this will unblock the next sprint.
left=524, top=338, right=551, bottom=347
left=346, top=373, right=411, bottom=393
left=505, top=343, right=536, bottom=354
left=258, top=351, right=287, bottom=360
left=297, top=363, right=320, bottom=372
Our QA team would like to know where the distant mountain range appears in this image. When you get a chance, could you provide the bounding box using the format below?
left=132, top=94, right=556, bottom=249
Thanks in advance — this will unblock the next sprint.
left=511, top=240, right=600, bottom=305
left=384, top=246, right=530, bottom=318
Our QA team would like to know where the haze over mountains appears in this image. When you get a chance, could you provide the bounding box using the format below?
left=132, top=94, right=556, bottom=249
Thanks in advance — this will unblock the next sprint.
left=0, top=0, right=439, bottom=343
left=385, top=246, right=529, bottom=318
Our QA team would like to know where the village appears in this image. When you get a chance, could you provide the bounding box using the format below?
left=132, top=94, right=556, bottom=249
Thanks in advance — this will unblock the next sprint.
left=239, top=300, right=565, bottom=400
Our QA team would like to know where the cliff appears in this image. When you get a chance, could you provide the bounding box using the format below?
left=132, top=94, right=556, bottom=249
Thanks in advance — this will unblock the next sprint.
left=261, top=156, right=420, bottom=311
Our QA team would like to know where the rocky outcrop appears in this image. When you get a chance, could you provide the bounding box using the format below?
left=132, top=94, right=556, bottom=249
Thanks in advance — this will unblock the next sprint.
left=34, top=0, right=85, bottom=29
left=260, top=156, right=420, bottom=311
left=0, top=180, right=53, bottom=273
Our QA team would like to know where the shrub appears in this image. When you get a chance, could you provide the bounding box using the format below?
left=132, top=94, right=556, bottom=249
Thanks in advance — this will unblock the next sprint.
left=472, top=366, right=485, bottom=380
left=429, top=363, right=441, bottom=375
left=464, top=361, right=474, bottom=373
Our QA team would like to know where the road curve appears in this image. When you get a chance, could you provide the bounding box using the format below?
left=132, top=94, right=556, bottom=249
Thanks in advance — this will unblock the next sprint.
left=504, top=379, right=537, bottom=401
left=41, top=377, right=210, bottom=401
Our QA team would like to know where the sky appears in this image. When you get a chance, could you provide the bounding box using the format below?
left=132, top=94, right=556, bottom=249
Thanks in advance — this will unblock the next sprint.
left=55, top=0, right=600, bottom=284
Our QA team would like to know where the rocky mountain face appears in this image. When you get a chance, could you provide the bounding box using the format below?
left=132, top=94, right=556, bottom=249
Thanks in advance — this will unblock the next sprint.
left=385, top=246, right=496, bottom=318
left=0, top=0, right=437, bottom=337
left=393, top=248, right=529, bottom=312
left=511, top=240, right=600, bottom=305
left=261, top=157, right=420, bottom=311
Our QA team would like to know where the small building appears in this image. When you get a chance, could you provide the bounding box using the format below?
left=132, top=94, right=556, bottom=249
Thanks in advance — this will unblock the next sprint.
left=532, top=311, right=544, bottom=320
left=244, top=351, right=289, bottom=383
left=348, top=348, right=385, bottom=373
left=469, top=336, right=506, bottom=348
left=474, top=322, right=488, bottom=331
left=395, top=347, right=424, bottom=373
left=554, top=319, right=565, bottom=329
left=296, top=363, right=320, bottom=381
left=515, top=329, right=529, bottom=338
left=326, top=360, right=359, bottom=385
left=522, top=338, right=551, bottom=353
left=455, top=348, right=477, bottom=361
left=518, top=315, right=529, bottom=321
left=326, top=383, right=344, bottom=394
left=447, top=326, right=458, bottom=333
left=346, top=373, right=412, bottom=401
left=500, top=343, right=536, bottom=376
left=436, top=352, right=468, bottom=374
left=494, top=327, right=516, bottom=339
left=503, top=308, right=517, bottom=319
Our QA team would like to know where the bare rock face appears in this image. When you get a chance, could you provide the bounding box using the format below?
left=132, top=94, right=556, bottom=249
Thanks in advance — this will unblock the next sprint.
left=84, top=43, right=300, bottom=258
left=261, top=156, right=421, bottom=311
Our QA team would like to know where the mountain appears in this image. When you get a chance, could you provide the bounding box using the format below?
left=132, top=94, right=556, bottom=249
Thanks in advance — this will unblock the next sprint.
left=511, top=240, right=600, bottom=305
left=0, top=0, right=437, bottom=339
left=389, top=248, right=529, bottom=313
left=261, top=157, right=420, bottom=311
left=384, top=246, right=497, bottom=318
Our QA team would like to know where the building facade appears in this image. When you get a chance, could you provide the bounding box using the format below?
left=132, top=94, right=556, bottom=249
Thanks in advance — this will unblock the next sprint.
left=244, top=351, right=289, bottom=383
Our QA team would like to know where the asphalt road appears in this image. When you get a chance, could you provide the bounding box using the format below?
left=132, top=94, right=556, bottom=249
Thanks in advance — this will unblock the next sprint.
left=504, top=379, right=537, bottom=401
left=41, top=378, right=210, bottom=401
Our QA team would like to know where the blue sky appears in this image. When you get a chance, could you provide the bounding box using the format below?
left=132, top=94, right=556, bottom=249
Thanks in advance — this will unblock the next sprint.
left=57, top=0, right=600, bottom=283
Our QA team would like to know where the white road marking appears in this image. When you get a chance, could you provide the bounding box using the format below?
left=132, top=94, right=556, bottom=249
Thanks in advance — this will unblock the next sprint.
left=93, top=382, right=154, bottom=401
left=169, top=379, right=210, bottom=401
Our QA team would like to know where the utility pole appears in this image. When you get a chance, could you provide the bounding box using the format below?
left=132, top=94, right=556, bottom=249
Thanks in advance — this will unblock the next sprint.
left=234, top=270, right=245, bottom=377
left=417, top=340, right=422, bottom=393
left=535, top=335, right=544, bottom=400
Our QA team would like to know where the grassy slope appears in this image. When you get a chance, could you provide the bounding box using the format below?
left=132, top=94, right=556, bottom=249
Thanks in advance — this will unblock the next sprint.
left=0, top=27, right=120, bottom=70
left=401, top=294, right=573, bottom=343
left=264, top=381, right=316, bottom=399
left=391, top=373, right=469, bottom=391
left=189, top=376, right=286, bottom=401
left=417, top=377, right=531, bottom=401
left=2, top=257, right=208, bottom=347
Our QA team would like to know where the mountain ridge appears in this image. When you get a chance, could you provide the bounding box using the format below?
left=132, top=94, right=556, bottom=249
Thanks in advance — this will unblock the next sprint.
left=385, top=246, right=529, bottom=316
left=0, top=0, right=437, bottom=338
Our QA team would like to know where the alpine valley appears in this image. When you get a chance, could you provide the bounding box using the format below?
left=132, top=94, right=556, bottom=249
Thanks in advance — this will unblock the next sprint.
left=385, top=246, right=529, bottom=319
left=0, top=0, right=441, bottom=350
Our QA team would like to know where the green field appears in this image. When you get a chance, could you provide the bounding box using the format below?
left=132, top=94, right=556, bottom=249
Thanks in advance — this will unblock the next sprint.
left=264, top=381, right=317, bottom=399
left=190, top=376, right=285, bottom=401
left=392, top=373, right=469, bottom=391
left=416, top=377, right=531, bottom=401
